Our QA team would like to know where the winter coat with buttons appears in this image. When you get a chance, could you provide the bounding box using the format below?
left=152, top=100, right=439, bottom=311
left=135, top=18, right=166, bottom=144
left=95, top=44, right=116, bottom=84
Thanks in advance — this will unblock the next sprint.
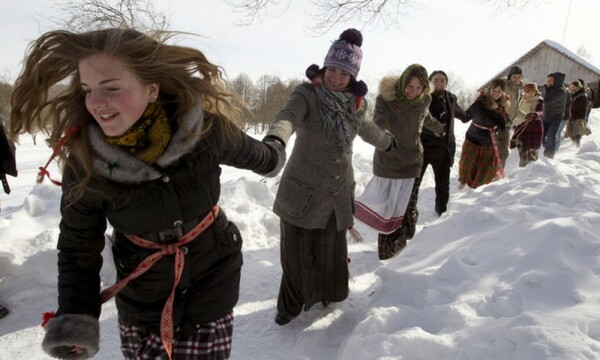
left=267, top=82, right=393, bottom=232
left=55, top=105, right=282, bottom=334
left=371, top=75, right=445, bottom=179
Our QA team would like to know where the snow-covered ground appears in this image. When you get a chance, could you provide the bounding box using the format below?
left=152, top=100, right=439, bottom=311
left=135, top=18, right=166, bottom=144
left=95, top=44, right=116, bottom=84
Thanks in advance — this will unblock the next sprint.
left=1, top=111, right=599, bottom=359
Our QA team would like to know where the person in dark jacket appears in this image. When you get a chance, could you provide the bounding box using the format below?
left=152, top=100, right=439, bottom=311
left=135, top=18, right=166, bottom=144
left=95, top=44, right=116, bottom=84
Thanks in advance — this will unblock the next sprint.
left=565, top=80, right=591, bottom=147
left=541, top=72, right=568, bottom=159
left=0, top=111, right=17, bottom=320
left=578, top=78, right=594, bottom=124
left=458, top=79, right=510, bottom=189
left=10, top=28, right=285, bottom=359
left=409, top=70, right=469, bottom=220
left=267, top=29, right=394, bottom=325
left=0, top=111, right=18, bottom=211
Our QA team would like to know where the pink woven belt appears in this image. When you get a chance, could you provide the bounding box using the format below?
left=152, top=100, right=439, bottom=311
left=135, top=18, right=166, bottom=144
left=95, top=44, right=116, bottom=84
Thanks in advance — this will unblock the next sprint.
left=100, top=205, right=220, bottom=360
left=472, top=123, right=505, bottom=178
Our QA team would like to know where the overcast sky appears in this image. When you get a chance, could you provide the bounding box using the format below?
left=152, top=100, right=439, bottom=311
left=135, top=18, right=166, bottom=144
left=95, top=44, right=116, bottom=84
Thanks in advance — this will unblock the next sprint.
left=1, top=0, right=599, bottom=89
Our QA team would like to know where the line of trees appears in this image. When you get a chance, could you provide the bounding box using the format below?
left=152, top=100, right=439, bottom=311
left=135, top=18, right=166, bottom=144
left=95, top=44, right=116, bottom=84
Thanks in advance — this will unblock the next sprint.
left=228, top=71, right=477, bottom=134
left=230, top=74, right=302, bottom=133
left=0, top=72, right=476, bottom=133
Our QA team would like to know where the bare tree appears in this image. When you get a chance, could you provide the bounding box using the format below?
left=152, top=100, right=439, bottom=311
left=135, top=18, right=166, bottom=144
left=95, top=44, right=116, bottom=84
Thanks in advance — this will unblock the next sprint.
left=227, top=0, right=542, bottom=33
left=231, top=73, right=258, bottom=109
left=248, top=75, right=300, bottom=133
left=439, top=71, right=476, bottom=109
left=225, top=0, right=292, bottom=26
left=51, top=0, right=169, bottom=31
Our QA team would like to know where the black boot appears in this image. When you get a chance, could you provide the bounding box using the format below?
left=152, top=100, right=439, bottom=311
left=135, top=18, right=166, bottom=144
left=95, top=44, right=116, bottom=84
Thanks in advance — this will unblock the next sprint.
left=378, top=232, right=396, bottom=260
left=378, top=228, right=407, bottom=260
left=274, top=312, right=292, bottom=326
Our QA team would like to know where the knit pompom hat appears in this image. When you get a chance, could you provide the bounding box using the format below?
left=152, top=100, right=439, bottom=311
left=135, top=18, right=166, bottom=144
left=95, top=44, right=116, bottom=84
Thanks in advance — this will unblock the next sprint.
left=323, top=28, right=363, bottom=79
left=304, top=29, right=367, bottom=97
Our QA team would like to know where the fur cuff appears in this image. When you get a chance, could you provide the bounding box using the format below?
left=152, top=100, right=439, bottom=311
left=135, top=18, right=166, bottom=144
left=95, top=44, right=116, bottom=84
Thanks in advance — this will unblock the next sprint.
left=42, top=314, right=99, bottom=359
left=262, top=137, right=286, bottom=177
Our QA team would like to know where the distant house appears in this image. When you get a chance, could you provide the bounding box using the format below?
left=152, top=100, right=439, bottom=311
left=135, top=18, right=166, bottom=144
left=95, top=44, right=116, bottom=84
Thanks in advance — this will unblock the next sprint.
left=480, top=39, right=600, bottom=105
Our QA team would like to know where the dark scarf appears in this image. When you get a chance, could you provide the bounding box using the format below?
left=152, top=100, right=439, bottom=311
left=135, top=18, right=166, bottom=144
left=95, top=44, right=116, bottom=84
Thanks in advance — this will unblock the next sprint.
left=105, top=102, right=172, bottom=164
left=315, top=84, right=357, bottom=149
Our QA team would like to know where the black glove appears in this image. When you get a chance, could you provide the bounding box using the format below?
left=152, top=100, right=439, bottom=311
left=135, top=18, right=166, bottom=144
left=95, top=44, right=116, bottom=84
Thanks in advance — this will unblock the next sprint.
left=385, top=136, right=398, bottom=152
left=261, top=136, right=286, bottom=177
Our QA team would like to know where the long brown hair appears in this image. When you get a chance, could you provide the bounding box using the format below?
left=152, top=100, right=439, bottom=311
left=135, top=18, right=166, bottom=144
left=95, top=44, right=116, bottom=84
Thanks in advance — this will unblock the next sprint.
left=10, top=28, right=243, bottom=201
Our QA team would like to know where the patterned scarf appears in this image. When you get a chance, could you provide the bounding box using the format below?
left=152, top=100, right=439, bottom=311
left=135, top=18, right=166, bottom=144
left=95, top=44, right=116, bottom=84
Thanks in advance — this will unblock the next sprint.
left=315, top=84, right=357, bottom=149
left=105, top=102, right=172, bottom=164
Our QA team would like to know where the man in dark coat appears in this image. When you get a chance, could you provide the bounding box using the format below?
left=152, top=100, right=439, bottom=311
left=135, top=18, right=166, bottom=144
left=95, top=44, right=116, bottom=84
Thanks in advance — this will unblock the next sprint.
left=415, top=70, right=469, bottom=217
left=0, top=111, right=17, bottom=319
left=541, top=72, right=568, bottom=159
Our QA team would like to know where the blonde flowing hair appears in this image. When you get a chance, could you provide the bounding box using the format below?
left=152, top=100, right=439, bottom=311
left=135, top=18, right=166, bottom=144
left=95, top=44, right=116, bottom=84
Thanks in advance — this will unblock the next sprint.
left=10, top=28, right=243, bottom=201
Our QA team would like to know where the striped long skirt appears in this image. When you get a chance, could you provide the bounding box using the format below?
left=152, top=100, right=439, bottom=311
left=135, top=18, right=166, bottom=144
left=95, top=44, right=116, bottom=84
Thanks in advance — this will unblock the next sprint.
left=458, top=139, right=499, bottom=189
left=277, top=214, right=349, bottom=319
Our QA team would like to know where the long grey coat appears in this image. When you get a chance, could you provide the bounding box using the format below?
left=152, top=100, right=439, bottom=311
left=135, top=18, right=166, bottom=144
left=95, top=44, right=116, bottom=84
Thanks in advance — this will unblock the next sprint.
left=372, top=76, right=444, bottom=179
left=267, top=82, right=392, bottom=231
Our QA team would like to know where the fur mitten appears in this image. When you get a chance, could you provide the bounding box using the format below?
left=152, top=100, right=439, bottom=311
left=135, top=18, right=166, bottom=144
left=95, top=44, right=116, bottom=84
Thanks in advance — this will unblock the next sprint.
left=42, top=314, right=99, bottom=359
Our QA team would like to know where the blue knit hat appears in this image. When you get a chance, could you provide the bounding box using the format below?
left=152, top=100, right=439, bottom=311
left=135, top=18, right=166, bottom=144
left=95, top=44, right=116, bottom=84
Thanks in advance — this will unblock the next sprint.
left=323, top=29, right=363, bottom=79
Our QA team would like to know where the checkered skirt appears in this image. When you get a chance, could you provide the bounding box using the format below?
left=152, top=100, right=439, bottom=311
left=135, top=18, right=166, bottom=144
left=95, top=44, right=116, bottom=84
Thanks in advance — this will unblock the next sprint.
left=119, top=312, right=233, bottom=359
left=458, top=139, right=499, bottom=189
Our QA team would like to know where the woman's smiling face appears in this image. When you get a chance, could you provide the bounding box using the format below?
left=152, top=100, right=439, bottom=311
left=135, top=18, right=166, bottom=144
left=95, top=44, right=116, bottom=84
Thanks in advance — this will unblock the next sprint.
left=79, top=53, right=159, bottom=136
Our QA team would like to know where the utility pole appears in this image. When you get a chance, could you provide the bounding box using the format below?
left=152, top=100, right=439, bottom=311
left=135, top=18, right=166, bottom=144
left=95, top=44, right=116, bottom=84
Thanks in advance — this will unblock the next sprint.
left=561, top=0, right=573, bottom=43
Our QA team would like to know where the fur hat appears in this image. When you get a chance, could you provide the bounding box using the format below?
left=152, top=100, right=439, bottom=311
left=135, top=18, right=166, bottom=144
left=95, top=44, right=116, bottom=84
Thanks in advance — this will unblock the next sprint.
left=323, top=29, right=363, bottom=79
left=507, top=65, right=523, bottom=79
left=523, top=82, right=539, bottom=93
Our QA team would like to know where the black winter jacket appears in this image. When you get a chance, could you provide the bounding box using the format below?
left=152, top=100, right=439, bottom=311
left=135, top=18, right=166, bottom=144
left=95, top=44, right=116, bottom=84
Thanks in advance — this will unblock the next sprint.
left=421, top=90, right=470, bottom=167
left=570, top=87, right=588, bottom=121
left=56, top=108, right=281, bottom=334
left=542, top=72, right=568, bottom=122
left=465, top=99, right=508, bottom=146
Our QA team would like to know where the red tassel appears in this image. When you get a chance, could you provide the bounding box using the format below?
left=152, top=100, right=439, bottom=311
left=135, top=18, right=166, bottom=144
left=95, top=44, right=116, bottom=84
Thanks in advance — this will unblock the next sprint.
left=356, top=96, right=362, bottom=110
left=37, top=126, right=78, bottom=186
left=41, top=311, right=56, bottom=328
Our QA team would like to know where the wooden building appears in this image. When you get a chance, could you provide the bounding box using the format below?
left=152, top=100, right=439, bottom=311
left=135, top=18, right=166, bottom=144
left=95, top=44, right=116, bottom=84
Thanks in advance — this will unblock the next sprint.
left=481, top=39, right=600, bottom=105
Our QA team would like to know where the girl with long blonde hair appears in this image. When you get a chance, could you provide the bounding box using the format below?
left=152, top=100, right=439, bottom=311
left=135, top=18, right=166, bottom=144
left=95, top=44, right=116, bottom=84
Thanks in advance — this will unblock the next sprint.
left=10, top=28, right=285, bottom=359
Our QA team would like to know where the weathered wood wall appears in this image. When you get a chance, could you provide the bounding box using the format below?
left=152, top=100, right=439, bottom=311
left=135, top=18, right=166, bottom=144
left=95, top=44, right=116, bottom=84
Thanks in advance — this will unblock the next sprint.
left=522, top=47, right=600, bottom=86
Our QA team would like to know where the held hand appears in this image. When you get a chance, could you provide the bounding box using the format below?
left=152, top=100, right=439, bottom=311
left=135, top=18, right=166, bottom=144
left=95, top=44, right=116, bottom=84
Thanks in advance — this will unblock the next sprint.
left=385, top=137, right=398, bottom=152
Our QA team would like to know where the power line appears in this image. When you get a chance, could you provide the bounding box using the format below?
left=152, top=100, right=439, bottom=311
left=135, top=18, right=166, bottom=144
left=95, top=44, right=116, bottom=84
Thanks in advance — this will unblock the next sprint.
left=561, top=0, right=573, bottom=43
